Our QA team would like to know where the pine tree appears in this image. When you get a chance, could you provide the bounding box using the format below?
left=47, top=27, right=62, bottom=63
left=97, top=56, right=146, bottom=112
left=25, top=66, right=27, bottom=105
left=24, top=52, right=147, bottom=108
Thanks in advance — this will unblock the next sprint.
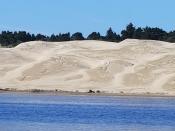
left=50, top=34, right=57, bottom=42
left=167, top=31, right=175, bottom=42
left=133, top=27, right=143, bottom=39
left=105, top=27, right=121, bottom=42
left=142, top=27, right=167, bottom=40
left=87, top=32, right=101, bottom=40
left=71, top=32, right=84, bottom=40
left=121, top=23, right=136, bottom=40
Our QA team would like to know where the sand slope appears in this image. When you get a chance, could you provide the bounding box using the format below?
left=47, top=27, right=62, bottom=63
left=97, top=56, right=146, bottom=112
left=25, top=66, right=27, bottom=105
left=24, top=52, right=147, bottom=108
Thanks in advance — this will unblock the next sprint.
left=1, top=39, right=175, bottom=95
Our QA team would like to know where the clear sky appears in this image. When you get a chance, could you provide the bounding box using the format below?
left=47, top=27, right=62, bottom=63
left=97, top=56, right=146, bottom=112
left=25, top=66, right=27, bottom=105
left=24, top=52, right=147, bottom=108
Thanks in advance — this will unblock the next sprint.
left=0, top=0, right=175, bottom=36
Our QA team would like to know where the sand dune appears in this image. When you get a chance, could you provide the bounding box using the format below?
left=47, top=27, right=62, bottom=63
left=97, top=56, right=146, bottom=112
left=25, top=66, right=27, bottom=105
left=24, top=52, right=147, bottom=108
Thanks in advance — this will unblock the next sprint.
left=1, top=39, right=175, bottom=95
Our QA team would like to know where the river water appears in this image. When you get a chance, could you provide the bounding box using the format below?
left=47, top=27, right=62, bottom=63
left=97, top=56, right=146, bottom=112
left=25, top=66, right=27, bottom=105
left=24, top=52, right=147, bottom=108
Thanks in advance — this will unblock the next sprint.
left=0, top=93, right=175, bottom=131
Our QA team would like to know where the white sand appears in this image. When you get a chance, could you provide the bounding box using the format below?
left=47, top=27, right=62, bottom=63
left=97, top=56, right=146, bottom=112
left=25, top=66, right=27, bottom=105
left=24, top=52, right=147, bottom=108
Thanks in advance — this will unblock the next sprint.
left=1, top=39, right=175, bottom=95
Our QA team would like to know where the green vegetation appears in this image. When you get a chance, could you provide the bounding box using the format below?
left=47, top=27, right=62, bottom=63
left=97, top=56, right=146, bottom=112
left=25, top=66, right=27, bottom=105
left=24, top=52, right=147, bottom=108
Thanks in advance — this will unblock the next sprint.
left=0, top=23, right=175, bottom=47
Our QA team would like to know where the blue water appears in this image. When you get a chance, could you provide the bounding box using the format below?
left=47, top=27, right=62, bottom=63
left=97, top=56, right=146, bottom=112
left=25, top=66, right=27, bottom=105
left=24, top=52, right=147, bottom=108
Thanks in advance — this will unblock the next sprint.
left=0, top=93, right=175, bottom=131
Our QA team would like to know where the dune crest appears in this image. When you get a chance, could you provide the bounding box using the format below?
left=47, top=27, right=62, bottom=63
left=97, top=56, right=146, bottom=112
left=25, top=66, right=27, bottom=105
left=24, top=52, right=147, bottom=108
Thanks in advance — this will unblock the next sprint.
left=1, top=39, right=175, bottom=95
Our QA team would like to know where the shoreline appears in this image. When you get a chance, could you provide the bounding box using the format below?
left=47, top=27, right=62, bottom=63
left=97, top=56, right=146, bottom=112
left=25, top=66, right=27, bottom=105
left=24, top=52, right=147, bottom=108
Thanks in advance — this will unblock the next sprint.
left=0, top=89, right=175, bottom=98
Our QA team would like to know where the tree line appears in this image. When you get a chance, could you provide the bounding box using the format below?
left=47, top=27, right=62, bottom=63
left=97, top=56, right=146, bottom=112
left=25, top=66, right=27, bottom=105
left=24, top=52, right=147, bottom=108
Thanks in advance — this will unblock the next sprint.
left=0, top=23, right=175, bottom=47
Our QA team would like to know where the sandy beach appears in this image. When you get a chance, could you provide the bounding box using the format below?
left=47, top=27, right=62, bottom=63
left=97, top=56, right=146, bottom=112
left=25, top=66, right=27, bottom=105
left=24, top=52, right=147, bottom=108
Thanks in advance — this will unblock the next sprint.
left=1, top=39, right=175, bottom=96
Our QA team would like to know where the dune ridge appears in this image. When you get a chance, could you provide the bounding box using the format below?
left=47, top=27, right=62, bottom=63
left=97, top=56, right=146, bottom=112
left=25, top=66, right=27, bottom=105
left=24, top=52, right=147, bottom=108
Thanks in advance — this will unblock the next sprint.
left=1, top=39, right=175, bottom=95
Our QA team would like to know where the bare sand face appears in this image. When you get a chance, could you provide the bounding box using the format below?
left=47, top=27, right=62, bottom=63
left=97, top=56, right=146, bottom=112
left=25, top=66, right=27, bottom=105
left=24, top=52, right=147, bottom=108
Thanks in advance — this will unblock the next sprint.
left=0, top=39, right=175, bottom=95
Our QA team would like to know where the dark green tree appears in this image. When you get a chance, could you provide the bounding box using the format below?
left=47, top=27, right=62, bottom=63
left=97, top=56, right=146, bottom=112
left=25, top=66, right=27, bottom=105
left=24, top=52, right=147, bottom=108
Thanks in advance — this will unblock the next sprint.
left=36, top=34, right=46, bottom=41
left=71, top=32, right=84, bottom=40
left=105, top=27, right=121, bottom=42
left=87, top=32, right=101, bottom=40
left=121, top=23, right=136, bottom=40
left=0, top=23, right=175, bottom=47
left=50, top=34, right=57, bottom=42
left=142, top=27, right=167, bottom=40
left=133, top=27, right=143, bottom=39
left=59, top=33, right=71, bottom=41
left=167, top=31, right=175, bottom=42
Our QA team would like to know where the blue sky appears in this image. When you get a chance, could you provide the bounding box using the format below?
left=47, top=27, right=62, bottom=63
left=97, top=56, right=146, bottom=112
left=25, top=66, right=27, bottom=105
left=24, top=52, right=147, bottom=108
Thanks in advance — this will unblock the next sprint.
left=0, top=0, right=175, bottom=36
